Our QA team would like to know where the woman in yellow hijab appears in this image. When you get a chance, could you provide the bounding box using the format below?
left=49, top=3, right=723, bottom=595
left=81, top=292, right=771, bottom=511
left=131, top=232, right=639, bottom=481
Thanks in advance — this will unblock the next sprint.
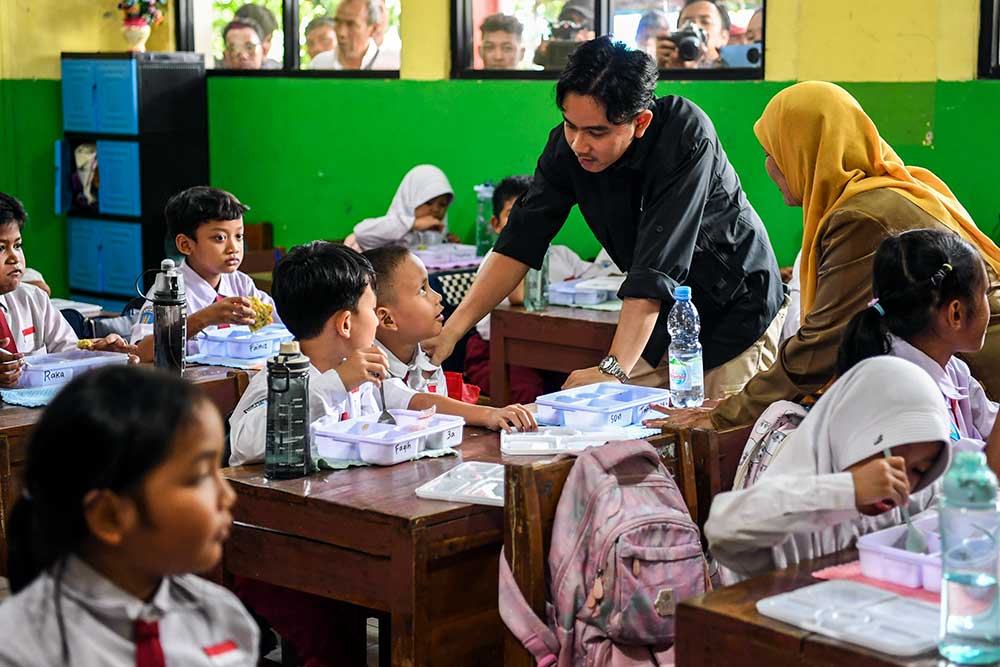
left=659, top=81, right=1000, bottom=430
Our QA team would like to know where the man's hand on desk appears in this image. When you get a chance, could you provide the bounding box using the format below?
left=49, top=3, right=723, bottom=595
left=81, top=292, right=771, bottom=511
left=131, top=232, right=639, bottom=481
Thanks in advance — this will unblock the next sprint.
left=643, top=402, right=716, bottom=430
left=563, top=366, right=618, bottom=390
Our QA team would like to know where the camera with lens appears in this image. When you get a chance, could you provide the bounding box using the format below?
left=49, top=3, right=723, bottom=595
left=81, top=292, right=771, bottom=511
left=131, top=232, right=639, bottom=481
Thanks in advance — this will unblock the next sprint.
left=668, top=22, right=708, bottom=62
left=549, top=19, right=584, bottom=41
left=535, top=20, right=586, bottom=70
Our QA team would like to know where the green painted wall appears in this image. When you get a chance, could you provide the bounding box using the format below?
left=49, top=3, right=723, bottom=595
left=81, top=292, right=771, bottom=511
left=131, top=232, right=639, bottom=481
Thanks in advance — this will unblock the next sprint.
left=0, top=79, right=67, bottom=296
left=208, top=78, right=987, bottom=268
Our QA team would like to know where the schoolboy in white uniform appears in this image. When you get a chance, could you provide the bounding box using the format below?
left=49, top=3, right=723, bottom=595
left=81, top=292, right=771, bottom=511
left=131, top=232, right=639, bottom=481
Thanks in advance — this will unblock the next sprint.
left=364, top=245, right=538, bottom=430
left=706, top=356, right=952, bottom=581
left=131, top=187, right=277, bottom=362
left=0, top=192, right=131, bottom=388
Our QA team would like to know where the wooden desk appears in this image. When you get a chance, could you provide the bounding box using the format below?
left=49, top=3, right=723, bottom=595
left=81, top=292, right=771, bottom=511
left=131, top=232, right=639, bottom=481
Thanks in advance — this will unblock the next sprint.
left=222, top=428, right=559, bottom=667
left=489, top=305, right=618, bottom=406
left=675, top=550, right=941, bottom=667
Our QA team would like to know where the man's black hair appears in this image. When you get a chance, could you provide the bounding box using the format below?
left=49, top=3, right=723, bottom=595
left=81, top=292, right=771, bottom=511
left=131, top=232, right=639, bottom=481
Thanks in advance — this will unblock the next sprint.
left=492, top=175, right=532, bottom=218
left=273, top=241, right=376, bottom=340
left=555, top=36, right=658, bottom=125
left=682, top=0, right=732, bottom=32
left=164, top=186, right=249, bottom=240
left=481, top=13, right=524, bottom=39
left=0, top=193, right=27, bottom=230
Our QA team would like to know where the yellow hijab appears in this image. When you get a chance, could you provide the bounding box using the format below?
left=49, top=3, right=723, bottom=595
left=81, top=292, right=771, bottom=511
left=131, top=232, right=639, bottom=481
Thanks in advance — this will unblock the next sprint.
left=754, top=81, right=1000, bottom=317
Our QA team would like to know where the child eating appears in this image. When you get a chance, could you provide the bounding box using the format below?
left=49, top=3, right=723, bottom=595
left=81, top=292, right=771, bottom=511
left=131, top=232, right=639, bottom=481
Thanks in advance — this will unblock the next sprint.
left=131, top=186, right=277, bottom=362
left=0, top=366, right=258, bottom=665
left=706, top=355, right=951, bottom=581
left=364, top=245, right=538, bottom=430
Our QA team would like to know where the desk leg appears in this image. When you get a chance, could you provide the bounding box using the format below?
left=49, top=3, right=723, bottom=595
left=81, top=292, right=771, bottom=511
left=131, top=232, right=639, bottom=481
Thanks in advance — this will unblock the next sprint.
left=490, top=314, right=511, bottom=406
left=389, top=525, right=420, bottom=667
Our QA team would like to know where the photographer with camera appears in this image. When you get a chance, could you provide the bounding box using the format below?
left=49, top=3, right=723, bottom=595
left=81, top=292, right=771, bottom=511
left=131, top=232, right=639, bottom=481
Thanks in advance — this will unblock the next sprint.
left=533, top=1, right=596, bottom=70
left=657, top=0, right=732, bottom=69
left=424, top=37, right=784, bottom=398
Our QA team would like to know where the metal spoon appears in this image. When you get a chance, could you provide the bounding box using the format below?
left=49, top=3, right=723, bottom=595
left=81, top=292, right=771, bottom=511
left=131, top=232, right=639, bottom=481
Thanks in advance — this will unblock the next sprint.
left=883, top=449, right=928, bottom=554
left=377, top=373, right=396, bottom=425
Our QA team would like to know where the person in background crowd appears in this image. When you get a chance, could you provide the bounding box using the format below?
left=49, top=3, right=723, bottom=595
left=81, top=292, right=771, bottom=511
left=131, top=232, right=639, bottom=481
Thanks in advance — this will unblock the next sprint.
left=659, top=0, right=732, bottom=69
left=234, top=4, right=281, bottom=69
left=221, top=19, right=265, bottom=70
left=479, top=13, right=526, bottom=69
left=635, top=10, right=670, bottom=60
left=304, top=15, right=336, bottom=59
left=310, top=0, right=400, bottom=70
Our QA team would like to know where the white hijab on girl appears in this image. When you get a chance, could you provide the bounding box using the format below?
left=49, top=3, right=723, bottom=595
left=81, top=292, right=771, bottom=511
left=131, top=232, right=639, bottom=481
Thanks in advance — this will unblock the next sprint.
left=349, top=165, right=454, bottom=251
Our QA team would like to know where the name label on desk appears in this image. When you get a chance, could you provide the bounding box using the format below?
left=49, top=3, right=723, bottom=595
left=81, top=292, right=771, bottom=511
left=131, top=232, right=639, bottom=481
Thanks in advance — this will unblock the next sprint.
left=42, top=368, right=73, bottom=385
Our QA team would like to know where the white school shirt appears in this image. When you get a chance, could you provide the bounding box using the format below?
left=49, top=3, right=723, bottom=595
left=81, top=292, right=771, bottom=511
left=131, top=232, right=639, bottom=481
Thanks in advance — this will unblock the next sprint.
left=705, top=356, right=952, bottom=581
left=309, top=39, right=400, bottom=70
left=375, top=340, right=448, bottom=398
left=0, top=555, right=259, bottom=667
left=130, top=260, right=278, bottom=355
left=0, top=284, right=78, bottom=355
left=475, top=246, right=596, bottom=341
left=890, top=337, right=998, bottom=443
left=228, top=361, right=416, bottom=466
left=780, top=250, right=802, bottom=344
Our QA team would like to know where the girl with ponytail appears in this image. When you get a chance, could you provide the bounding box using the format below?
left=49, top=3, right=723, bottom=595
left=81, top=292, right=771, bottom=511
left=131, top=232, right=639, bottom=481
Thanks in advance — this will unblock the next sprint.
left=0, top=365, right=258, bottom=666
left=837, top=228, right=996, bottom=443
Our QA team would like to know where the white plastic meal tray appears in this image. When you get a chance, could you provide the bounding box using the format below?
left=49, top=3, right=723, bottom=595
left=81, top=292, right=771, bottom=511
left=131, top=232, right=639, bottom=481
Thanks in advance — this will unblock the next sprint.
left=534, top=383, right=672, bottom=429
left=20, top=350, right=128, bottom=388
left=501, top=427, right=635, bottom=455
left=857, top=512, right=942, bottom=592
left=549, top=279, right=613, bottom=306
left=414, top=462, right=505, bottom=507
left=312, top=410, right=465, bottom=465
left=200, top=324, right=293, bottom=360
left=756, top=580, right=939, bottom=657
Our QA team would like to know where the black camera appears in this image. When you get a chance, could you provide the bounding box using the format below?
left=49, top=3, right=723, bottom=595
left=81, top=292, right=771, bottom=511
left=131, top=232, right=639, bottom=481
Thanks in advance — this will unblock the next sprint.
left=668, top=22, right=708, bottom=62
left=549, top=19, right=585, bottom=41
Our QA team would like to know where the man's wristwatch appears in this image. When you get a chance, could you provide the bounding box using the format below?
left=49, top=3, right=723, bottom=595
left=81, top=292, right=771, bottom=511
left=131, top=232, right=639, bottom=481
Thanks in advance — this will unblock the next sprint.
left=598, top=355, right=630, bottom=383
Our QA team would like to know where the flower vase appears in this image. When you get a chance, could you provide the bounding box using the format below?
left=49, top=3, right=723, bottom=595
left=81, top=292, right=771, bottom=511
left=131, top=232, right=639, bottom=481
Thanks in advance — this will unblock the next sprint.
left=122, top=19, right=151, bottom=52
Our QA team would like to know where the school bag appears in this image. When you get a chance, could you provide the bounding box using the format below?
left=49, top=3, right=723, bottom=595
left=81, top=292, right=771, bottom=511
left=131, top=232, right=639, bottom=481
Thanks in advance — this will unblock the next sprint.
left=731, top=400, right=809, bottom=490
left=498, top=440, right=710, bottom=667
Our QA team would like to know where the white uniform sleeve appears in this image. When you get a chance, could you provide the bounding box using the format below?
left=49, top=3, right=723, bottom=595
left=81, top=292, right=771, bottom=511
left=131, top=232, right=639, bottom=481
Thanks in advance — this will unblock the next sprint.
left=353, top=216, right=411, bottom=250
left=706, top=472, right=859, bottom=575
left=39, top=295, right=79, bottom=352
left=968, top=375, right=998, bottom=438
left=129, top=297, right=155, bottom=344
left=381, top=377, right=418, bottom=410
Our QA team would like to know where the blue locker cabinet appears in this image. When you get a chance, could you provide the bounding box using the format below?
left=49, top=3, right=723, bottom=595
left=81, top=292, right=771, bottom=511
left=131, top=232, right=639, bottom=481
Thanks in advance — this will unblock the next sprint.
left=67, top=218, right=143, bottom=298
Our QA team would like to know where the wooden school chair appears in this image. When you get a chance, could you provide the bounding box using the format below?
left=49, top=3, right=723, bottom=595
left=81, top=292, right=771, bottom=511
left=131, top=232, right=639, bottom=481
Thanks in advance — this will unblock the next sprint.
left=199, top=370, right=251, bottom=420
left=502, top=432, right=695, bottom=667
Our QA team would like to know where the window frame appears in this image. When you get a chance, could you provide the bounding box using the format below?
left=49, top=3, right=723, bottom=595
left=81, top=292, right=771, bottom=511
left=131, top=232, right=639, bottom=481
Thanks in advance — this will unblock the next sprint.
left=450, top=0, right=766, bottom=80
left=173, top=0, right=402, bottom=77
left=979, top=0, right=1000, bottom=78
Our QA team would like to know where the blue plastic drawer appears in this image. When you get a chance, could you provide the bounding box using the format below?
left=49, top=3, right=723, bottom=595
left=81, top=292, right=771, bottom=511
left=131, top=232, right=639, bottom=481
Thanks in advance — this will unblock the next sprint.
left=95, top=60, right=139, bottom=134
left=67, top=218, right=103, bottom=293
left=96, top=141, right=141, bottom=216
left=101, top=222, right=143, bottom=296
left=69, top=293, right=129, bottom=314
left=61, top=59, right=97, bottom=132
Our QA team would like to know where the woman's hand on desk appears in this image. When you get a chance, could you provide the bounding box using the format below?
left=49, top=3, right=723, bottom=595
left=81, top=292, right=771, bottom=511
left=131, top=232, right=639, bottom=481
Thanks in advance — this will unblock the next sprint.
left=644, top=403, right=715, bottom=430
left=563, top=366, right=615, bottom=390
left=0, top=343, right=24, bottom=387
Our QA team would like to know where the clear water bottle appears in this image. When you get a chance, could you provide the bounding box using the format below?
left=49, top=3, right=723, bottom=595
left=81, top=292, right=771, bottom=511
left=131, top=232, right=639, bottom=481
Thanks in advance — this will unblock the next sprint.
left=265, top=341, right=312, bottom=480
left=938, top=450, right=1000, bottom=664
left=474, top=182, right=495, bottom=257
left=667, top=286, right=704, bottom=408
left=151, top=258, right=187, bottom=374
left=524, top=248, right=550, bottom=312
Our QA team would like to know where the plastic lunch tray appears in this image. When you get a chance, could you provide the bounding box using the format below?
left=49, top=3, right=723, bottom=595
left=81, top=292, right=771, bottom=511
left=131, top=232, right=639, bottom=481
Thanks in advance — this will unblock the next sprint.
left=311, top=410, right=465, bottom=466
left=549, top=279, right=613, bottom=306
left=534, top=383, right=672, bottom=429
left=199, top=324, right=294, bottom=360
left=857, top=512, right=942, bottom=592
left=757, top=580, right=939, bottom=657
left=501, top=426, right=635, bottom=455
left=20, top=350, right=128, bottom=388
left=414, top=462, right=505, bottom=507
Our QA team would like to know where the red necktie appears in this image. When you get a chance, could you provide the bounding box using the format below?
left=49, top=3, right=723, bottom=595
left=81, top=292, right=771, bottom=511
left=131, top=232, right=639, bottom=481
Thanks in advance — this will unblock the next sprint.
left=0, top=308, right=18, bottom=354
left=134, top=619, right=166, bottom=667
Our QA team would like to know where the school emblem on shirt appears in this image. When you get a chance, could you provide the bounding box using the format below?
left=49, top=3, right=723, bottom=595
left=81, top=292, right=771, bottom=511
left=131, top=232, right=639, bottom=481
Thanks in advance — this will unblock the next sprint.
left=203, top=640, right=246, bottom=666
left=140, top=311, right=154, bottom=324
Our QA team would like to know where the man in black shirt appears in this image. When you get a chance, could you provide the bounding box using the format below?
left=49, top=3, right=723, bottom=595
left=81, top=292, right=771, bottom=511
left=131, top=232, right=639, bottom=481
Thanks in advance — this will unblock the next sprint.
left=426, top=37, right=785, bottom=397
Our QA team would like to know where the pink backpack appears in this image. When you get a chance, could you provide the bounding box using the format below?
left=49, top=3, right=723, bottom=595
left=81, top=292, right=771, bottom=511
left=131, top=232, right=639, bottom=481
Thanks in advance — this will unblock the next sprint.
left=499, top=441, right=710, bottom=667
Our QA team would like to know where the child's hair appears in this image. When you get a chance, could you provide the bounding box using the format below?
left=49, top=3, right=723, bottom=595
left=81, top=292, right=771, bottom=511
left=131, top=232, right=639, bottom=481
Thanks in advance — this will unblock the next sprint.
left=363, top=245, right=412, bottom=304
left=273, top=241, right=376, bottom=340
left=164, top=186, right=249, bottom=240
left=837, top=229, right=987, bottom=375
left=6, top=366, right=207, bottom=594
left=492, top=175, right=532, bottom=218
left=0, top=192, right=27, bottom=230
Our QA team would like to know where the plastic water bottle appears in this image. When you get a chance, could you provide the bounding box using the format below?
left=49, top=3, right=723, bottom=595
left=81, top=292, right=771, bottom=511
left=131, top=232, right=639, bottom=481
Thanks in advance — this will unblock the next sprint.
left=474, top=182, right=495, bottom=256
left=265, top=341, right=312, bottom=480
left=524, top=248, right=550, bottom=312
left=151, top=258, right=187, bottom=374
left=938, top=450, right=1000, bottom=664
left=667, top=286, right=704, bottom=407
